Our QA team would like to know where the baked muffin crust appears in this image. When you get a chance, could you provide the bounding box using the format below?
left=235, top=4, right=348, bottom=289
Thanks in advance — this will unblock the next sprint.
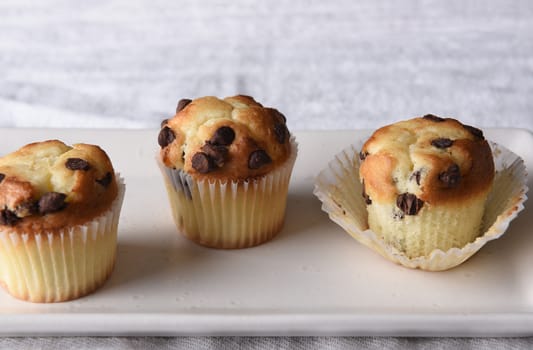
left=359, top=115, right=494, bottom=208
left=0, top=140, right=118, bottom=234
left=159, top=95, right=291, bottom=181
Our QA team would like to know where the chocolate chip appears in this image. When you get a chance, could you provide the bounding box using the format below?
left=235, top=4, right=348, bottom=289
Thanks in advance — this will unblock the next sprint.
left=396, top=193, right=424, bottom=215
left=248, top=150, right=272, bottom=169
left=273, top=123, right=287, bottom=144
left=210, top=126, right=235, bottom=146
left=160, top=118, right=168, bottom=128
left=201, top=142, right=228, bottom=168
left=431, top=138, right=454, bottom=149
left=65, top=158, right=91, bottom=171
left=423, top=114, right=445, bottom=122
left=38, top=192, right=67, bottom=215
left=192, top=152, right=215, bottom=174
left=463, top=124, right=484, bottom=139
left=16, top=200, right=38, bottom=217
left=170, top=170, right=192, bottom=200
left=176, top=99, right=192, bottom=113
left=0, top=173, right=4, bottom=183
left=158, top=126, right=176, bottom=148
left=362, top=181, right=372, bottom=205
left=183, top=180, right=192, bottom=200
left=274, top=109, right=287, bottom=123
left=96, top=172, right=113, bottom=187
left=393, top=211, right=405, bottom=220
left=0, top=209, right=19, bottom=226
left=438, top=164, right=461, bottom=188
left=410, top=170, right=422, bottom=185
left=359, top=151, right=369, bottom=161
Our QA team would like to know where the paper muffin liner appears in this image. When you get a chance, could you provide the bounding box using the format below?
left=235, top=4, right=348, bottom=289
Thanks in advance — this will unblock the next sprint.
left=158, top=139, right=298, bottom=249
left=314, top=142, right=528, bottom=271
left=0, top=176, right=125, bottom=302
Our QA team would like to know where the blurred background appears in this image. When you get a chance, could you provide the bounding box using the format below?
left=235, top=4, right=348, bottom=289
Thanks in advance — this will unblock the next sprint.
left=0, top=0, right=531, bottom=130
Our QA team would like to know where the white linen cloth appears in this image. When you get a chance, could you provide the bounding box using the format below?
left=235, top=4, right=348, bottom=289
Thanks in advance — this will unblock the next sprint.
left=2, top=337, right=533, bottom=349
left=0, top=0, right=532, bottom=348
left=0, top=0, right=531, bottom=131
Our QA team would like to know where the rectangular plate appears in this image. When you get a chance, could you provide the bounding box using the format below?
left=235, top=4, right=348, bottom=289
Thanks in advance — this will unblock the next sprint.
left=0, top=128, right=532, bottom=337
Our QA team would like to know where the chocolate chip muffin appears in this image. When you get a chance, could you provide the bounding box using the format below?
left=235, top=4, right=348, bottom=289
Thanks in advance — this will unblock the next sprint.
left=0, top=140, right=125, bottom=302
left=157, top=95, right=297, bottom=248
left=358, top=115, right=495, bottom=258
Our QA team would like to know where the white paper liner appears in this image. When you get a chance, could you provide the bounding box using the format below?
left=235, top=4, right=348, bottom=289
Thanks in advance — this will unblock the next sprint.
left=158, top=139, right=298, bottom=249
left=0, top=176, right=125, bottom=302
left=314, top=142, right=529, bottom=271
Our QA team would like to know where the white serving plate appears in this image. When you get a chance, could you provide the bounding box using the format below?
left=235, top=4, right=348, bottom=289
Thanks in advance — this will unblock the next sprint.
left=0, top=128, right=532, bottom=337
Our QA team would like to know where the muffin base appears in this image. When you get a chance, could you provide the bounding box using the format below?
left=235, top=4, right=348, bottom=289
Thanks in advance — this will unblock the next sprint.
left=0, top=177, right=125, bottom=303
left=158, top=139, right=298, bottom=249
left=368, top=196, right=487, bottom=259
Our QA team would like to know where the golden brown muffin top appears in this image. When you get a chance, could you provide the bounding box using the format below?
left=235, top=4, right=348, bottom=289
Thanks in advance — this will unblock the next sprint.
left=0, top=140, right=118, bottom=234
left=158, top=95, right=292, bottom=181
left=359, top=115, right=494, bottom=212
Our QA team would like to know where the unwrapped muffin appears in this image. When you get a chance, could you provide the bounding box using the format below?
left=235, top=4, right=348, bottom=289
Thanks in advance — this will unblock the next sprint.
left=314, top=115, right=528, bottom=271
left=359, top=115, right=494, bottom=258
left=157, top=95, right=297, bottom=248
left=0, top=140, right=125, bottom=302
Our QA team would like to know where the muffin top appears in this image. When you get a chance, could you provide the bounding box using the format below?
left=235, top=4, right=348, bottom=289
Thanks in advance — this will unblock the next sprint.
left=359, top=115, right=494, bottom=211
left=158, top=95, right=292, bottom=181
left=0, top=140, right=118, bottom=233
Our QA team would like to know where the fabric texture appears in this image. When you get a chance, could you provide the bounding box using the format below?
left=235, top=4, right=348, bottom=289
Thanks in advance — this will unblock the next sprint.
left=1, top=337, right=533, bottom=350
left=0, top=0, right=532, bottom=348
left=0, top=0, right=532, bottom=131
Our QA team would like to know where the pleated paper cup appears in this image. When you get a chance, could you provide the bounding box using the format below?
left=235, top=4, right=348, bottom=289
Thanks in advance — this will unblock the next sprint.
left=158, top=139, right=298, bottom=249
left=314, top=142, right=528, bottom=271
left=0, top=177, right=125, bottom=303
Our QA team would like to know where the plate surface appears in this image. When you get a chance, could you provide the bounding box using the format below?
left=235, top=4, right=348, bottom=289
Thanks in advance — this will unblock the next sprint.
left=0, top=128, right=532, bottom=336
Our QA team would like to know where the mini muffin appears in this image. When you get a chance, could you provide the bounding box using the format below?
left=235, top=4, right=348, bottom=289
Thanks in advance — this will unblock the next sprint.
left=0, top=140, right=125, bottom=302
left=358, top=115, right=494, bottom=258
left=157, top=95, right=297, bottom=249
left=314, top=115, right=528, bottom=271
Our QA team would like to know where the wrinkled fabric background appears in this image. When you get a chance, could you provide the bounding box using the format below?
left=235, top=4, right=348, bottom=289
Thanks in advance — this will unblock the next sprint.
left=3, top=336, right=533, bottom=349
left=0, top=0, right=532, bottom=348
left=1, top=0, right=532, bottom=130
